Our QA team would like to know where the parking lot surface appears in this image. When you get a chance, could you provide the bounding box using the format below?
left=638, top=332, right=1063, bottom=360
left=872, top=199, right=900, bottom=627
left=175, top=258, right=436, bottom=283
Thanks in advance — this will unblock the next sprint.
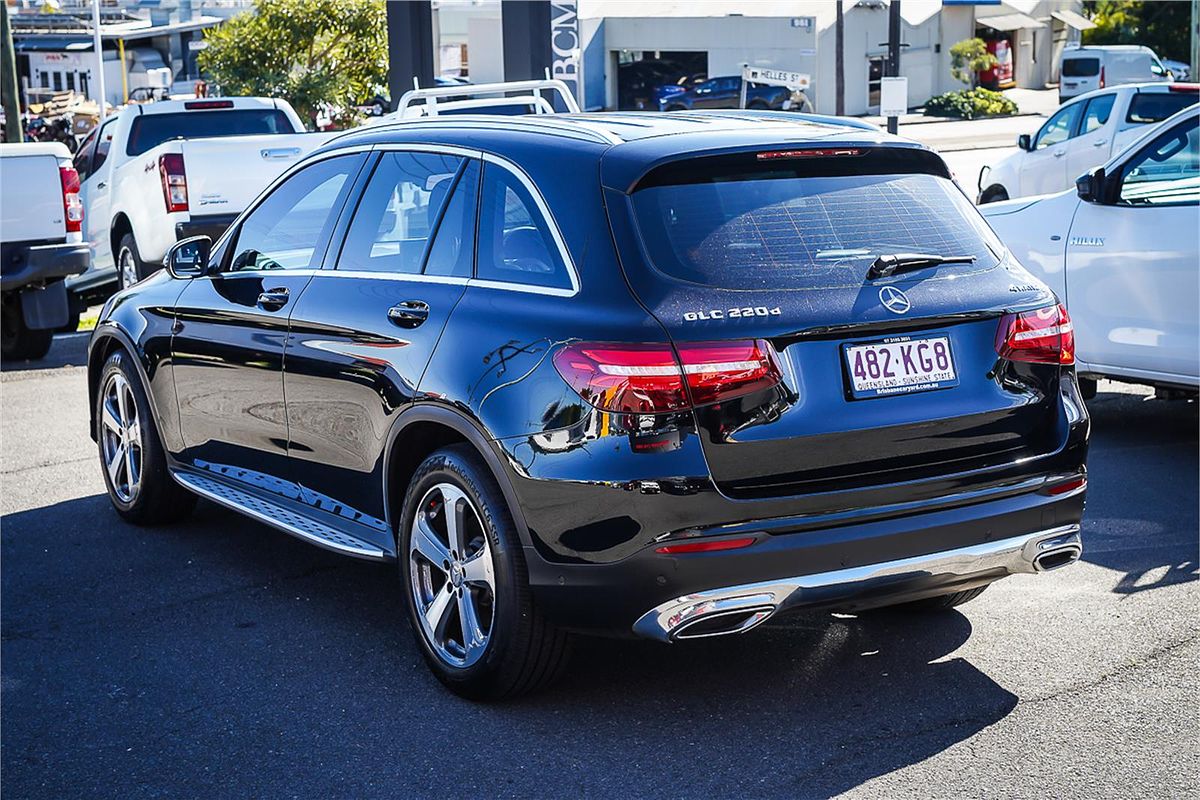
left=3, top=333, right=1197, bottom=799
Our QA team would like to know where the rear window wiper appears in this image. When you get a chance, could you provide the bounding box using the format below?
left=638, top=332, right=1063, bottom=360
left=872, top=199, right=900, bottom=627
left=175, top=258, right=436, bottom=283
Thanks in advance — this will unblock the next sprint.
left=867, top=252, right=977, bottom=280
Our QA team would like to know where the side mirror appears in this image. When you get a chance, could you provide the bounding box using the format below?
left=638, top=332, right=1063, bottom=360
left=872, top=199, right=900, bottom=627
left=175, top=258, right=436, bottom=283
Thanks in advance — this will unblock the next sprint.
left=1017, top=134, right=1032, bottom=151
left=164, top=235, right=211, bottom=278
left=1075, top=166, right=1106, bottom=203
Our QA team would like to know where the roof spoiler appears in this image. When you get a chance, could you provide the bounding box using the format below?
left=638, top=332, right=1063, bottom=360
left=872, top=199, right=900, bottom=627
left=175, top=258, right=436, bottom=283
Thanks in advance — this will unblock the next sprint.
left=394, top=77, right=581, bottom=119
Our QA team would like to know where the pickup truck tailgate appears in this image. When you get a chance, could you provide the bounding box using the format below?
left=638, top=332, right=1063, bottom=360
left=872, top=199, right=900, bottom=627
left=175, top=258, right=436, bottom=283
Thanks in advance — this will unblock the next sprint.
left=0, top=146, right=66, bottom=244
left=180, top=132, right=337, bottom=216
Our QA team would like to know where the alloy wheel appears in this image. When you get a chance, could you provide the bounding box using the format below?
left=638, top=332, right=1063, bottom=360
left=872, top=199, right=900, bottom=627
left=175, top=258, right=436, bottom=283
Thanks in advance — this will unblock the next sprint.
left=118, top=245, right=138, bottom=290
left=409, top=482, right=496, bottom=668
left=100, top=372, right=143, bottom=503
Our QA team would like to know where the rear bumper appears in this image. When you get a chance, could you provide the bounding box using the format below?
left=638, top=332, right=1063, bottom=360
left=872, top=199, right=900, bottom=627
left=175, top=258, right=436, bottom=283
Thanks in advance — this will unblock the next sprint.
left=633, top=524, right=1081, bottom=641
left=0, top=242, right=90, bottom=293
left=524, top=480, right=1087, bottom=636
left=175, top=213, right=238, bottom=245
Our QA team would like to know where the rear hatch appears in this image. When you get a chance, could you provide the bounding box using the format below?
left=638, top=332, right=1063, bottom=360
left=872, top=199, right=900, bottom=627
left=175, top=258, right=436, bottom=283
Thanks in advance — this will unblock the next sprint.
left=1060, top=54, right=1101, bottom=96
left=0, top=145, right=68, bottom=243
left=603, top=144, right=1069, bottom=499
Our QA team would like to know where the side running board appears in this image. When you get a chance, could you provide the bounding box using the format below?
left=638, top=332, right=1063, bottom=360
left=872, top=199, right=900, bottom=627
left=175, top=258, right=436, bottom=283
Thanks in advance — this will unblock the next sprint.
left=172, top=470, right=388, bottom=561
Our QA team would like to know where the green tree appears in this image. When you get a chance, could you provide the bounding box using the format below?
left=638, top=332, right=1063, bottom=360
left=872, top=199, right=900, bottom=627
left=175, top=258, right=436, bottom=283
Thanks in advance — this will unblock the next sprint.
left=950, top=38, right=999, bottom=88
left=1082, top=1, right=1191, bottom=62
left=197, top=0, right=387, bottom=128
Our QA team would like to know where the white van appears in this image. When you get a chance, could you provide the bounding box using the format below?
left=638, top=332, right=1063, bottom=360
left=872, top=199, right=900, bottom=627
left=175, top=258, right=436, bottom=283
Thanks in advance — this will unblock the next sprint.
left=1060, top=45, right=1172, bottom=103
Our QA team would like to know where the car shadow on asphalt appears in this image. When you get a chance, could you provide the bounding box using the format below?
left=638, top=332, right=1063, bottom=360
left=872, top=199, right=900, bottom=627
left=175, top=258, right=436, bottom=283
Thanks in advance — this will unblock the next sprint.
left=1077, top=391, right=1198, bottom=596
left=3, top=493, right=1018, bottom=799
left=0, top=332, right=89, bottom=372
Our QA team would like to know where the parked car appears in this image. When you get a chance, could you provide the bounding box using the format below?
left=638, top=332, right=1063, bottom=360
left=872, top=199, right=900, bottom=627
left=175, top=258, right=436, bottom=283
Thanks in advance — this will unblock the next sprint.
left=978, top=82, right=1198, bottom=202
left=87, top=104, right=1089, bottom=699
left=1059, top=45, right=1172, bottom=103
left=653, top=72, right=707, bottom=107
left=659, top=75, right=793, bottom=111
left=1163, top=59, right=1191, bottom=81
left=66, top=97, right=334, bottom=311
left=0, top=142, right=89, bottom=359
left=982, top=105, right=1198, bottom=397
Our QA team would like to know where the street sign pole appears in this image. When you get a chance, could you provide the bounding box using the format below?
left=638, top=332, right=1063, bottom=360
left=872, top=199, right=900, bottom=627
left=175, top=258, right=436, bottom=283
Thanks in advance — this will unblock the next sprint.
left=886, top=0, right=900, bottom=134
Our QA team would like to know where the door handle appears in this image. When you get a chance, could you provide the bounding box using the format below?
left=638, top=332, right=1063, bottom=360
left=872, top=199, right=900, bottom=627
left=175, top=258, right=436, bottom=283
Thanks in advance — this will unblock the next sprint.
left=1093, top=138, right=1108, bottom=147
left=1053, top=149, right=1066, bottom=158
left=96, top=181, right=106, bottom=189
left=256, top=287, right=290, bottom=310
left=387, top=300, right=429, bottom=328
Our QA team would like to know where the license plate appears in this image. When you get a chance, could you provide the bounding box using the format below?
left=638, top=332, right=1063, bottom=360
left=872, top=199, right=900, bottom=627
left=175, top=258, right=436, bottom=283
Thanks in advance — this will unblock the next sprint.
left=843, top=334, right=958, bottom=399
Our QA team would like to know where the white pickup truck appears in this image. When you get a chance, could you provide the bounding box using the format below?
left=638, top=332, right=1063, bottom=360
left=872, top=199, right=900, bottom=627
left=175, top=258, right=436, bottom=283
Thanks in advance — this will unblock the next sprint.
left=1, top=142, right=90, bottom=360
left=66, top=97, right=334, bottom=301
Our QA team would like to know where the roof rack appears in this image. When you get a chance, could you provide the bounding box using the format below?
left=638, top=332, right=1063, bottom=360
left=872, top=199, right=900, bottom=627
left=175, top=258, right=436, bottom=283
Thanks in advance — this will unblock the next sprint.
left=393, top=78, right=581, bottom=119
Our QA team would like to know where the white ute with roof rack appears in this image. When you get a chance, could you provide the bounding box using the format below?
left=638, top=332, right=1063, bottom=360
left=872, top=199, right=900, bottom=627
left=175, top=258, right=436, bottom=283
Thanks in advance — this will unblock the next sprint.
left=66, top=96, right=336, bottom=303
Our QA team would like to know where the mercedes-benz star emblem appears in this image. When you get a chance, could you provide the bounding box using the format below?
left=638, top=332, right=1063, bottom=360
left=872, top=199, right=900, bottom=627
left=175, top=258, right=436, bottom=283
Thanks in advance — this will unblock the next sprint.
left=879, top=285, right=911, bottom=315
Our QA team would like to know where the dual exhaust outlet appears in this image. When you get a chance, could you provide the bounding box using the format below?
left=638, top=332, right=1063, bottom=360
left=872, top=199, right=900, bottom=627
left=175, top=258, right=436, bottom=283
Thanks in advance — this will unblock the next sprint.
left=633, top=524, right=1084, bottom=642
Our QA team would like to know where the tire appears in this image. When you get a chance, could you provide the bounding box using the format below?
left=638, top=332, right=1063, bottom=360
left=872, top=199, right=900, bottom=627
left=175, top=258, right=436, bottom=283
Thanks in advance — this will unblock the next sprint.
left=96, top=349, right=196, bottom=525
left=888, top=585, right=989, bottom=612
left=1, top=292, right=54, bottom=361
left=399, top=444, right=569, bottom=700
left=979, top=185, right=1009, bottom=204
left=116, top=232, right=151, bottom=291
left=1078, top=376, right=1098, bottom=400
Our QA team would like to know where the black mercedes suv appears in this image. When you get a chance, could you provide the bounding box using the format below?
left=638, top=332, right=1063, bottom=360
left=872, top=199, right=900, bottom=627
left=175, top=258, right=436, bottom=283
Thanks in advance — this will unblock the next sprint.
left=87, top=109, right=1089, bottom=699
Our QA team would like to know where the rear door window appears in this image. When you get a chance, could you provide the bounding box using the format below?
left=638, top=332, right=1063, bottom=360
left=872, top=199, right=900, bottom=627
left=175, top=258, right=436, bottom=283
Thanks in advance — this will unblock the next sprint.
left=1062, top=57, right=1100, bottom=77
left=1126, top=91, right=1199, bottom=124
left=1081, top=94, right=1116, bottom=133
left=337, top=152, right=464, bottom=274
left=630, top=150, right=1001, bottom=290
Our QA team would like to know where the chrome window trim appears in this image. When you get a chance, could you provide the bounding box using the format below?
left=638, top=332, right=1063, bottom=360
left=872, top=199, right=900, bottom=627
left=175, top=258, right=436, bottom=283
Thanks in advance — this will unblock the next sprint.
left=208, top=143, right=582, bottom=298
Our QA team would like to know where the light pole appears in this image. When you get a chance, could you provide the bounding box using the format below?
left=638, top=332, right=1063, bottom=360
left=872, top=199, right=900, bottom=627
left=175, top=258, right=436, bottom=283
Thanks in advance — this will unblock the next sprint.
left=91, top=0, right=107, bottom=120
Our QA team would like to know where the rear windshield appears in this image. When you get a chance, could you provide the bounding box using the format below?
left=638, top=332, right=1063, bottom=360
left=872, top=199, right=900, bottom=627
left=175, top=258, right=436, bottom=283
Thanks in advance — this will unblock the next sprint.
left=1127, top=91, right=1199, bottom=124
left=126, top=109, right=295, bottom=156
left=1062, top=57, right=1100, bottom=77
left=630, top=151, right=1001, bottom=290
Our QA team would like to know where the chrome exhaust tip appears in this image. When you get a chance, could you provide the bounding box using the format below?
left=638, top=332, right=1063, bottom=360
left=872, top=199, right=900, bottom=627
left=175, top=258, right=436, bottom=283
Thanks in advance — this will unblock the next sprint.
left=672, top=606, right=775, bottom=640
left=1027, top=527, right=1084, bottom=573
left=1033, top=545, right=1082, bottom=572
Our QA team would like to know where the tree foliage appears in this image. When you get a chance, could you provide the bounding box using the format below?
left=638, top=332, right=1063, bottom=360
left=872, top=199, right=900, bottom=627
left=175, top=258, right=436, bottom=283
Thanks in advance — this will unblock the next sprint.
left=197, top=0, right=387, bottom=128
left=950, top=38, right=999, bottom=87
left=1082, top=1, right=1191, bottom=61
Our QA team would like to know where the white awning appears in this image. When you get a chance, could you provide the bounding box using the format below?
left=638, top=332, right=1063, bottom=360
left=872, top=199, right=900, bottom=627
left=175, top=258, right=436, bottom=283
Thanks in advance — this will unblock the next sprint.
left=977, top=12, right=1046, bottom=31
left=1051, top=9, right=1097, bottom=31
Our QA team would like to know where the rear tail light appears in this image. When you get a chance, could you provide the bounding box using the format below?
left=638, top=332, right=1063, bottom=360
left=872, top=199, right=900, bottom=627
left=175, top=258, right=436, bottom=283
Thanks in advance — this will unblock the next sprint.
left=995, top=303, right=1075, bottom=365
left=552, top=339, right=782, bottom=414
left=159, top=153, right=188, bottom=213
left=58, top=165, right=82, bottom=233
left=1099, top=66, right=1106, bottom=88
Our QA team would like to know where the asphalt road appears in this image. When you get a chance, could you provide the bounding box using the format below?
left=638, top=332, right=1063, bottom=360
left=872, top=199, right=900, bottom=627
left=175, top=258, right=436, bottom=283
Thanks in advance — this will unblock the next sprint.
left=3, top=333, right=1197, bottom=799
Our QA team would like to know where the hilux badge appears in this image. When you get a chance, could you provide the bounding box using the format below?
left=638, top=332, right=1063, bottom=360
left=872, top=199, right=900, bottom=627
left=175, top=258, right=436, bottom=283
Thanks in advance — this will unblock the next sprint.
left=879, top=285, right=911, bottom=315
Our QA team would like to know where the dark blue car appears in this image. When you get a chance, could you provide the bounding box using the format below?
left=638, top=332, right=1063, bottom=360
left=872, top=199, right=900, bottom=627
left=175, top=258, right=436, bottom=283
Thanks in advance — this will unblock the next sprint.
left=87, top=109, right=1088, bottom=699
left=658, top=75, right=792, bottom=111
